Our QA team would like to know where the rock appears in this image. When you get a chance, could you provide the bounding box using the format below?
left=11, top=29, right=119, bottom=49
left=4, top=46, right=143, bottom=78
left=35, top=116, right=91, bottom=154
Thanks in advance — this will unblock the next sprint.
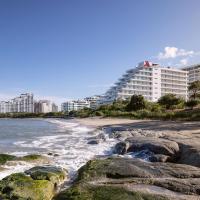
left=109, top=131, right=133, bottom=139
left=125, top=137, right=180, bottom=161
left=87, top=139, right=100, bottom=145
left=0, top=165, right=67, bottom=200
left=87, top=133, right=106, bottom=145
left=149, top=154, right=171, bottom=162
left=53, top=183, right=168, bottom=200
left=114, top=141, right=129, bottom=154
left=25, top=165, right=67, bottom=185
left=0, top=173, right=55, bottom=200
left=54, top=157, right=200, bottom=199
left=0, top=154, right=51, bottom=166
left=177, top=142, right=200, bottom=167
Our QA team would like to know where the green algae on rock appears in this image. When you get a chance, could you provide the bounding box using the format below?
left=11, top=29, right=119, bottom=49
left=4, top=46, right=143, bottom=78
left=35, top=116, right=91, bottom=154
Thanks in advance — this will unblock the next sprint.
left=0, top=166, right=67, bottom=200
left=25, top=165, right=67, bottom=185
left=54, top=157, right=200, bottom=200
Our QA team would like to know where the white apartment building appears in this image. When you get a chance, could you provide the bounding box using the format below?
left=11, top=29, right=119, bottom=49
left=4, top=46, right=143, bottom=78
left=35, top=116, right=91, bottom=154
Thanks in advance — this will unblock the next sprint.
left=100, top=61, right=188, bottom=103
left=84, top=95, right=103, bottom=109
left=182, top=64, right=200, bottom=83
left=0, top=93, right=34, bottom=113
left=61, top=100, right=90, bottom=112
left=34, top=100, right=58, bottom=113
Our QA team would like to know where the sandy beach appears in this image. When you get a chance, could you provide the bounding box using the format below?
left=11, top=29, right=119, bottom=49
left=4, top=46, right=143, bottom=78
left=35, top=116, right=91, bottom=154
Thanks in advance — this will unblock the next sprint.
left=75, top=117, right=200, bottom=136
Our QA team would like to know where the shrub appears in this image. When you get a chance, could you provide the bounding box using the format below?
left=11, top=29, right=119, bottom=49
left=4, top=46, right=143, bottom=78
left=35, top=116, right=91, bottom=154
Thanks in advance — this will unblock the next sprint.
left=126, top=95, right=146, bottom=111
left=185, top=99, right=199, bottom=109
left=158, top=94, right=184, bottom=110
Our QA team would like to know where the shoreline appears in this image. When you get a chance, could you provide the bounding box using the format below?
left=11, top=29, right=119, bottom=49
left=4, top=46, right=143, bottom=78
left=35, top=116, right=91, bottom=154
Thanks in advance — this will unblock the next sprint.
left=75, top=117, right=200, bottom=135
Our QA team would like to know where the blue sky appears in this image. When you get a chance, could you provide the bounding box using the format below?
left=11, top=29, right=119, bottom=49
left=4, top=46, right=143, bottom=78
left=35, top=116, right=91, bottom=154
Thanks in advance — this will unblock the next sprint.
left=0, top=0, right=200, bottom=104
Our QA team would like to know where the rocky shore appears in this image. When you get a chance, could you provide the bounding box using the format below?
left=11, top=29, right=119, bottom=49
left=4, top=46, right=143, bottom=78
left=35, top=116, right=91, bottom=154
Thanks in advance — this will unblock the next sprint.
left=0, top=119, right=200, bottom=200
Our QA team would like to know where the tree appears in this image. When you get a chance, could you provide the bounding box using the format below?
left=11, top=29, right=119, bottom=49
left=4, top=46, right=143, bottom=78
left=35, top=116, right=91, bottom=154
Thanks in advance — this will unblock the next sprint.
left=158, top=94, right=183, bottom=110
left=126, top=95, right=146, bottom=111
left=185, top=99, right=199, bottom=110
left=189, top=81, right=200, bottom=100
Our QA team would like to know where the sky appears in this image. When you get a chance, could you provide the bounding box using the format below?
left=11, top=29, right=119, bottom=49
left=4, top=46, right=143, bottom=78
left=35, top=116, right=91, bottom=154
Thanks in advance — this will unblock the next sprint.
left=0, top=0, right=200, bottom=105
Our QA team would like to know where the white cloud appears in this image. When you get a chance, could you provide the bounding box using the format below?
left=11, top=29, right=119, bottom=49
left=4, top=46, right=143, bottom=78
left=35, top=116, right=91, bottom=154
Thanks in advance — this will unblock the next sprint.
left=180, top=58, right=188, bottom=66
left=158, top=47, right=194, bottom=59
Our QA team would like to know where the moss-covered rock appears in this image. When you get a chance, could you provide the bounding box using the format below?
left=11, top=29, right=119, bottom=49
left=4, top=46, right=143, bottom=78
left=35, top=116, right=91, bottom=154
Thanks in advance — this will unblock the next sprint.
left=0, top=154, right=16, bottom=165
left=25, top=165, right=67, bottom=185
left=0, top=166, right=67, bottom=200
left=0, top=153, right=50, bottom=166
left=53, top=183, right=169, bottom=200
left=20, top=154, right=43, bottom=161
left=54, top=157, right=200, bottom=200
left=0, top=173, right=54, bottom=200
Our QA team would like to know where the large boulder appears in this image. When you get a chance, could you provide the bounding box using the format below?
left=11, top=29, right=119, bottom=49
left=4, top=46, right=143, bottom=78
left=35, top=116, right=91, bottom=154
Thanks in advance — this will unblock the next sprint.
left=54, top=157, right=200, bottom=200
left=114, top=137, right=180, bottom=162
left=0, top=165, right=67, bottom=200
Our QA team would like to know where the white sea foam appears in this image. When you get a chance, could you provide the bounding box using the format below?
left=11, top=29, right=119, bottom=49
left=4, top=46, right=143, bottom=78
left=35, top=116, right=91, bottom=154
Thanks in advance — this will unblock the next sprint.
left=0, top=119, right=117, bottom=181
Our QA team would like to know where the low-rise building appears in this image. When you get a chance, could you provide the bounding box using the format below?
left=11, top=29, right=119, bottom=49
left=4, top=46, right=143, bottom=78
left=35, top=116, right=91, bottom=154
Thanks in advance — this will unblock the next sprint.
left=84, top=95, right=103, bottom=109
left=61, top=100, right=90, bottom=112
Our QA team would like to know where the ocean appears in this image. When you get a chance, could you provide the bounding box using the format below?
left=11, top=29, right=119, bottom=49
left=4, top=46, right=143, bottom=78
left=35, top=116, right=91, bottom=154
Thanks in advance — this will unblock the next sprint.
left=0, top=118, right=117, bottom=180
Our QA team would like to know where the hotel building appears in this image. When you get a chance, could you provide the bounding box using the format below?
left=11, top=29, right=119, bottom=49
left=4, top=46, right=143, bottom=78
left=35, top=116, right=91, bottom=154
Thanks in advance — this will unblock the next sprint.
left=100, top=61, right=188, bottom=104
left=0, top=93, right=34, bottom=113
left=61, top=100, right=90, bottom=112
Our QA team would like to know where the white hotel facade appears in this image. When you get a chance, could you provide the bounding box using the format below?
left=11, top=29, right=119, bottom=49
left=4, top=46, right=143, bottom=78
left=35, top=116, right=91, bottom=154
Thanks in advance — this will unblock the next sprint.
left=100, top=61, right=188, bottom=104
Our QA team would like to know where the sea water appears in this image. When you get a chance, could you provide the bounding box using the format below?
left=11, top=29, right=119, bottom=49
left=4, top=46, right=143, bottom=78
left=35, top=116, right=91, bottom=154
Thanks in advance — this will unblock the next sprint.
left=0, top=118, right=117, bottom=180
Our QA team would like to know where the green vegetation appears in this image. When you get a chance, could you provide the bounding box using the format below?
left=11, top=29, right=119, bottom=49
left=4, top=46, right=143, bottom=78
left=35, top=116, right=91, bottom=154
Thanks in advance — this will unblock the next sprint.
left=69, top=93, right=200, bottom=121
left=0, top=112, right=67, bottom=118
left=188, top=80, right=200, bottom=99
left=126, top=95, right=146, bottom=111
left=158, top=94, right=184, bottom=110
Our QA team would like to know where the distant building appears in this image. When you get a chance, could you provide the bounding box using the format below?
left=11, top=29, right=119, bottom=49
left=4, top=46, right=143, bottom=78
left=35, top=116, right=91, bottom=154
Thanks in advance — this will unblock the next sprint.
left=100, top=61, right=188, bottom=104
left=61, top=100, right=90, bottom=112
left=182, top=64, right=200, bottom=83
left=52, top=103, right=58, bottom=112
left=84, top=95, right=103, bottom=109
left=0, top=93, right=34, bottom=113
left=34, top=100, right=58, bottom=113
